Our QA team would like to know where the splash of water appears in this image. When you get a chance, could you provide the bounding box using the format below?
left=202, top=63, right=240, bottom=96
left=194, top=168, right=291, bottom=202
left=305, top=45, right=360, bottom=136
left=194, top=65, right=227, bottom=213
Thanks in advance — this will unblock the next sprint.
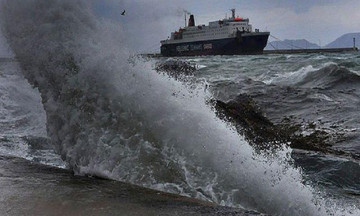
left=1, top=0, right=358, bottom=215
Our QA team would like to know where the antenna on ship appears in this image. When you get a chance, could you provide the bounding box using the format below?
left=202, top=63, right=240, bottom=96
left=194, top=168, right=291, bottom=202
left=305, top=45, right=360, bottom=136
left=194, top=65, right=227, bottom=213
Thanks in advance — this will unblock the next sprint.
left=185, top=13, right=186, bottom=27
left=183, top=10, right=191, bottom=27
left=231, top=9, right=236, bottom=19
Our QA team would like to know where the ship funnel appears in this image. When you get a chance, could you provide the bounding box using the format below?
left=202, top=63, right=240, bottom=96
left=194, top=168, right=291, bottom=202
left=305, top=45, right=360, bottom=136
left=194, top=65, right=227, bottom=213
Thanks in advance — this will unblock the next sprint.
left=188, top=14, right=195, bottom=27
left=231, top=9, right=235, bottom=19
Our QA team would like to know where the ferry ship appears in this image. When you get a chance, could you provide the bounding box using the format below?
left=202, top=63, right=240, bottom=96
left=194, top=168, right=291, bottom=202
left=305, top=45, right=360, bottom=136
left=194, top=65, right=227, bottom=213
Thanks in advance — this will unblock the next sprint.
left=160, top=9, right=269, bottom=56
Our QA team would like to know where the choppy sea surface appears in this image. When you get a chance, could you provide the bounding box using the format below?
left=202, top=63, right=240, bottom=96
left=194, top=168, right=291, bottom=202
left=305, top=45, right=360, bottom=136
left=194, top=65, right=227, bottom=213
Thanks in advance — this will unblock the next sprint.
left=187, top=53, right=360, bottom=151
left=2, top=52, right=360, bottom=215
left=0, top=1, right=360, bottom=215
left=182, top=53, right=360, bottom=202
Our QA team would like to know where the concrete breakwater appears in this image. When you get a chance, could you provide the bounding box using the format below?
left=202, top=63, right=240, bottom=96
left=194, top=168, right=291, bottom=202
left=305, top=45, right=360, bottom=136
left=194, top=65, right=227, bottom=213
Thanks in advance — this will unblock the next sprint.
left=143, top=47, right=358, bottom=57
left=264, top=47, right=358, bottom=54
left=0, top=156, right=265, bottom=216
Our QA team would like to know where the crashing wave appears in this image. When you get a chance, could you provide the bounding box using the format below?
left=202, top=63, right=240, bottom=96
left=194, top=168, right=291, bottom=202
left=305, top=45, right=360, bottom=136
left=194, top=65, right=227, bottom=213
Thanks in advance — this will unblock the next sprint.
left=1, top=0, right=358, bottom=215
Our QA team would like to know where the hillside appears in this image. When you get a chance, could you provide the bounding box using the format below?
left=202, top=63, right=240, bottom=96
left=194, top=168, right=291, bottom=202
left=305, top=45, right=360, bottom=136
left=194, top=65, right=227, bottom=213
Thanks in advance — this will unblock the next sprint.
left=265, top=39, right=320, bottom=50
left=325, top=32, right=360, bottom=48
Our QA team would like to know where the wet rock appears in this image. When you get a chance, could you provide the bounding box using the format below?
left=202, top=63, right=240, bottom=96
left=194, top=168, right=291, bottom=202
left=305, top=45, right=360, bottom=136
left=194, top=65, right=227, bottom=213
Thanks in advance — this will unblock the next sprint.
left=214, top=95, right=359, bottom=159
left=155, top=60, right=196, bottom=80
left=213, top=95, right=282, bottom=151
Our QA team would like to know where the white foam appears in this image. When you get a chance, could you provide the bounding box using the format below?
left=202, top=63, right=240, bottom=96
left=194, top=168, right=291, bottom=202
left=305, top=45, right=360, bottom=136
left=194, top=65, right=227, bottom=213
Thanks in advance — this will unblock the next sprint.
left=264, top=65, right=316, bottom=85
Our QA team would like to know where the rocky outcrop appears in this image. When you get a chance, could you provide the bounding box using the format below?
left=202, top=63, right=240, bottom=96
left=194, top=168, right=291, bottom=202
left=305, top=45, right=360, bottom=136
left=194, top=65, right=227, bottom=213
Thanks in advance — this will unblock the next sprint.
left=155, top=60, right=196, bottom=80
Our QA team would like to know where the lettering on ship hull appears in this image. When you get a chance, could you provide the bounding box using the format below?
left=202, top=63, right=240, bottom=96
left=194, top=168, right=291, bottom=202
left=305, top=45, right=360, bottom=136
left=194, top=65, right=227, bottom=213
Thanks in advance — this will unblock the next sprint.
left=203, top=43, right=213, bottom=50
left=176, top=45, right=190, bottom=52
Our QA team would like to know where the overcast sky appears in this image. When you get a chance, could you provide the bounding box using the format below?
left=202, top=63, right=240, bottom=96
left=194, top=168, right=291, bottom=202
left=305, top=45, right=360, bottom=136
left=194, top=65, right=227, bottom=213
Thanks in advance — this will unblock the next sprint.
left=93, top=0, right=360, bottom=53
left=1, top=0, right=360, bottom=56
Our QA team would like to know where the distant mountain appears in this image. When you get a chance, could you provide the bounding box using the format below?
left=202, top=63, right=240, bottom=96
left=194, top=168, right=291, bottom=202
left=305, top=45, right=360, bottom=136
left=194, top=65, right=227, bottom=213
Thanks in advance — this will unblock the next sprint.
left=325, top=32, right=360, bottom=48
left=265, top=39, right=320, bottom=50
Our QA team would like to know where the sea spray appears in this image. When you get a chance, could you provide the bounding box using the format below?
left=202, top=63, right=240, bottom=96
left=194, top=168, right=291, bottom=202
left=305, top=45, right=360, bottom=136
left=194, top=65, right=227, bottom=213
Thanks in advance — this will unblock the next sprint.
left=1, top=0, right=358, bottom=215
